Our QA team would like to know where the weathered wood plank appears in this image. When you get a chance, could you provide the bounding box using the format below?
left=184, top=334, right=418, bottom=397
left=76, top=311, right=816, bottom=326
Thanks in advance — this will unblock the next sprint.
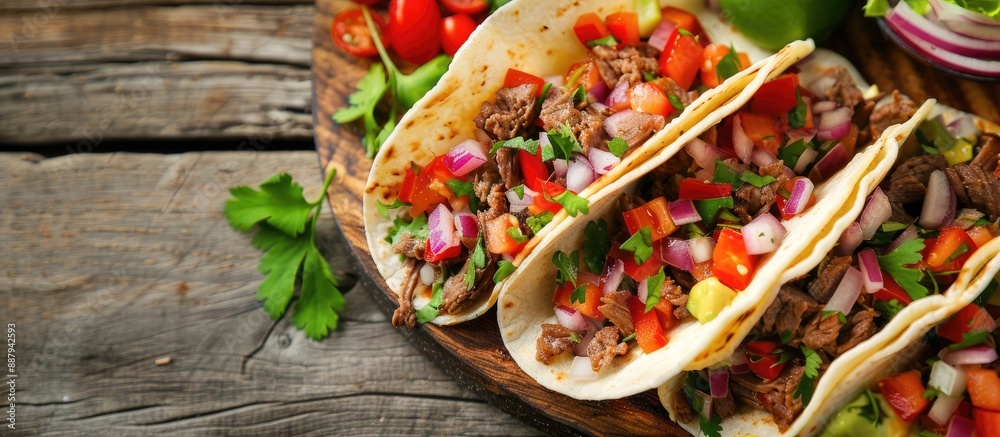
left=1, top=0, right=310, bottom=13
left=0, top=151, right=540, bottom=436
left=0, top=61, right=312, bottom=145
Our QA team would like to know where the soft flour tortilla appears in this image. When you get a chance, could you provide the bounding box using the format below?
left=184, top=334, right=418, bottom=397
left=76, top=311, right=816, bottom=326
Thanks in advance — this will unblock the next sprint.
left=496, top=52, right=904, bottom=402
left=363, top=0, right=809, bottom=325
left=658, top=104, right=1000, bottom=437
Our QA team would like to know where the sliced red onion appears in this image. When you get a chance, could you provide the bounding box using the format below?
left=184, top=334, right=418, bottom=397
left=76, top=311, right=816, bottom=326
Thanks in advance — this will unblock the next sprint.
left=604, top=110, right=666, bottom=149
left=812, top=100, right=839, bottom=114
left=566, top=155, right=596, bottom=193
left=807, top=75, right=838, bottom=98
left=751, top=147, right=779, bottom=167
left=928, top=394, right=962, bottom=426
left=589, top=81, right=610, bottom=104
left=954, top=208, right=985, bottom=230
left=588, top=147, right=620, bottom=175
left=732, top=114, right=754, bottom=164
left=893, top=13, right=1000, bottom=76
left=638, top=277, right=650, bottom=303
left=695, top=390, right=713, bottom=419
left=606, top=79, right=630, bottom=109
left=947, top=116, right=980, bottom=141
left=859, top=187, right=892, bottom=240
left=887, top=225, right=919, bottom=253
left=787, top=128, right=818, bottom=144
left=709, top=367, right=729, bottom=398
left=689, top=237, right=716, bottom=264
left=669, top=199, right=702, bottom=226
left=946, top=415, right=975, bottom=437
left=816, top=107, right=852, bottom=141
left=888, top=1, right=1000, bottom=58
left=506, top=185, right=537, bottom=214
left=929, top=360, right=967, bottom=398
left=647, top=19, right=677, bottom=52
left=929, top=0, right=1000, bottom=42
left=919, top=170, right=957, bottom=229
left=427, top=204, right=459, bottom=258
left=453, top=210, right=479, bottom=239
left=555, top=305, right=590, bottom=332
left=685, top=137, right=728, bottom=169
left=578, top=271, right=601, bottom=287
left=418, top=262, right=435, bottom=286
left=824, top=266, right=863, bottom=316
left=729, top=349, right=750, bottom=374
left=808, top=142, right=849, bottom=183
left=783, top=177, right=815, bottom=216
left=943, top=345, right=999, bottom=366
left=601, top=258, right=625, bottom=295
left=569, top=355, right=600, bottom=380
left=793, top=146, right=819, bottom=175
left=858, top=249, right=884, bottom=294
left=443, top=139, right=488, bottom=176
left=928, top=0, right=1000, bottom=26
left=742, top=213, right=787, bottom=255
left=660, top=238, right=695, bottom=270
left=836, top=222, right=864, bottom=256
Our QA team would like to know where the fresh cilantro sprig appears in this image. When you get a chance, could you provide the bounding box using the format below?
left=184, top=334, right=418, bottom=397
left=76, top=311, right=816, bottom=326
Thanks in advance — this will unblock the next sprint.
left=787, top=89, right=807, bottom=130
left=553, top=250, right=580, bottom=287
left=794, top=346, right=822, bottom=405
left=548, top=123, right=584, bottom=161
left=545, top=189, right=590, bottom=217
left=877, top=238, right=929, bottom=300
left=224, top=169, right=344, bottom=340
left=699, top=416, right=723, bottom=437
left=620, top=227, right=653, bottom=265
left=583, top=219, right=611, bottom=274
left=644, top=268, right=666, bottom=313
left=607, top=137, right=628, bottom=158
left=715, top=43, right=743, bottom=82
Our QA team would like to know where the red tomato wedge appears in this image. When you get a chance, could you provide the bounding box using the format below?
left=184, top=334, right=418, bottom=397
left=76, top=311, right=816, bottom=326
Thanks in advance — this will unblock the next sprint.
left=621, top=197, right=676, bottom=242
left=606, top=12, right=640, bottom=47
left=874, top=273, right=914, bottom=305
left=659, top=31, right=703, bottom=91
left=504, top=68, right=544, bottom=97
left=878, top=370, right=930, bottom=422
left=573, top=13, right=611, bottom=46
left=974, top=408, right=1000, bottom=437
left=518, top=150, right=548, bottom=192
left=660, top=6, right=705, bottom=39
left=925, top=226, right=976, bottom=269
left=938, top=304, right=992, bottom=343
left=712, top=228, right=757, bottom=291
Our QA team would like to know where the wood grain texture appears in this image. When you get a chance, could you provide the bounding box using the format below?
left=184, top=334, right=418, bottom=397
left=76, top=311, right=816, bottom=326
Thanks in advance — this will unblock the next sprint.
left=0, top=151, right=540, bottom=436
left=0, top=0, right=310, bottom=12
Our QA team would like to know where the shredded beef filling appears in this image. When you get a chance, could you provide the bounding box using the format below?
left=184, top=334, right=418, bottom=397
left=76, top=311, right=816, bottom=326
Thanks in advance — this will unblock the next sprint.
left=599, top=290, right=634, bottom=337
left=474, top=84, right=538, bottom=141
left=869, top=91, right=919, bottom=138
left=732, top=162, right=792, bottom=224
left=439, top=254, right=498, bottom=315
left=758, top=285, right=821, bottom=338
left=538, top=87, right=610, bottom=152
left=536, top=323, right=583, bottom=364
left=807, top=256, right=853, bottom=302
left=885, top=154, right=948, bottom=222
left=391, top=258, right=420, bottom=328
left=971, top=133, right=1000, bottom=175
left=391, top=232, right=426, bottom=259
left=587, top=326, right=628, bottom=372
left=589, top=45, right=660, bottom=88
left=945, top=163, right=1000, bottom=222
left=820, top=66, right=864, bottom=111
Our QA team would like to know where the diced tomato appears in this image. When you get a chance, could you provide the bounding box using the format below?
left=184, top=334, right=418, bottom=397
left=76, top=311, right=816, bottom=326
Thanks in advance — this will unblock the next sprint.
left=423, top=238, right=460, bottom=262
left=621, top=197, right=676, bottom=242
left=659, top=31, right=703, bottom=91
left=745, top=340, right=778, bottom=356
left=503, top=68, right=544, bottom=97
left=874, top=273, right=914, bottom=305
left=745, top=341, right=784, bottom=380
left=573, top=13, right=610, bottom=46
left=518, top=150, right=548, bottom=192
left=926, top=226, right=977, bottom=269
left=974, top=408, right=1000, bottom=437
left=564, top=59, right=603, bottom=90
left=938, top=304, right=991, bottom=343
left=749, top=74, right=800, bottom=116
left=531, top=180, right=565, bottom=215
left=967, top=368, right=1000, bottom=411
left=660, top=6, right=705, bottom=40
left=878, top=370, right=930, bottom=422
left=968, top=225, right=996, bottom=248
left=629, top=82, right=671, bottom=116
left=653, top=299, right=678, bottom=332
left=700, top=43, right=750, bottom=89
left=628, top=295, right=668, bottom=353
left=552, top=282, right=573, bottom=307
left=692, top=260, right=713, bottom=280
left=738, top=112, right=783, bottom=155
left=578, top=282, right=606, bottom=320
left=606, top=12, right=640, bottom=47
left=679, top=178, right=733, bottom=200
left=404, top=156, right=457, bottom=215
left=612, top=245, right=663, bottom=282
left=712, top=228, right=758, bottom=291
left=484, top=213, right=527, bottom=256
left=398, top=163, right=419, bottom=203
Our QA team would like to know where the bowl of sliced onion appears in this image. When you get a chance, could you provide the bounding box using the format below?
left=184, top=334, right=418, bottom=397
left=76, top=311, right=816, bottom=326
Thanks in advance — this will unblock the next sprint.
left=873, top=0, right=1000, bottom=82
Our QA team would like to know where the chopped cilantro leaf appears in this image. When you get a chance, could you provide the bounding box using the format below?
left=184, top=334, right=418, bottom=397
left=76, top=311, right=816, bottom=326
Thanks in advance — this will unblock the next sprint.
left=668, top=93, right=684, bottom=111
left=586, top=35, right=619, bottom=47
left=875, top=299, right=906, bottom=322
left=788, top=89, right=807, bottom=129
left=620, top=227, right=654, bottom=265
left=699, top=415, right=723, bottom=437
left=644, top=267, right=666, bottom=313
left=777, top=139, right=808, bottom=171
left=386, top=214, right=429, bottom=246
left=464, top=238, right=486, bottom=290
left=583, top=219, right=611, bottom=274
left=571, top=284, right=587, bottom=304
left=608, top=137, right=629, bottom=158
left=713, top=159, right=742, bottom=186
left=512, top=185, right=526, bottom=200
left=780, top=329, right=794, bottom=344
left=494, top=260, right=517, bottom=282
left=376, top=198, right=407, bottom=219
left=572, top=83, right=587, bottom=105
left=877, top=238, right=929, bottom=300
left=415, top=276, right=445, bottom=323
left=642, top=70, right=659, bottom=82
left=489, top=136, right=539, bottom=156
left=547, top=189, right=590, bottom=217
left=548, top=123, right=585, bottom=161
left=446, top=179, right=479, bottom=212
left=570, top=332, right=581, bottom=343
left=527, top=211, right=555, bottom=234
left=686, top=223, right=707, bottom=239
left=949, top=331, right=990, bottom=350
left=715, top=43, right=743, bottom=82
left=740, top=170, right=777, bottom=188
left=552, top=250, right=580, bottom=287
left=507, top=226, right=529, bottom=243
left=850, top=388, right=884, bottom=426
left=794, top=346, right=822, bottom=405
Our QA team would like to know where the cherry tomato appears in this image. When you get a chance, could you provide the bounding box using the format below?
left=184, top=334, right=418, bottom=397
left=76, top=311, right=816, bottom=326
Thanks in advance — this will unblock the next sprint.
left=332, top=8, right=390, bottom=58
left=441, top=14, right=477, bottom=56
left=388, top=0, right=442, bottom=64
left=441, top=0, right=487, bottom=15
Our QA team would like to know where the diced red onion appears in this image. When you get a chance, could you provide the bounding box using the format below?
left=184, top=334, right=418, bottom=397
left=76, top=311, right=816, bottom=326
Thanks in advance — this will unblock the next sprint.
left=601, top=258, right=625, bottom=295
left=638, top=277, right=650, bottom=303
left=928, top=394, right=962, bottom=426
left=954, top=208, right=985, bottom=230
left=816, top=107, right=852, bottom=141
left=943, top=345, right=999, bottom=366
left=929, top=0, right=1000, bottom=42
left=660, top=238, right=695, bottom=270
left=506, top=185, right=536, bottom=214
left=566, top=155, right=596, bottom=193
left=808, top=75, right=838, bottom=97
left=892, top=12, right=1000, bottom=76
left=888, top=1, right=1000, bottom=58
left=929, top=360, right=967, bottom=398
left=689, top=237, right=716, bottom=264
left=695, top=168, right=714, bottom=181
left=453, top=210, right=479, bottom=239
left=946, top=415, right=976, bottom=437
left=574, top=326, right=597, bottom=357
left=418, top=262, right=435, bottom=286
left=589, top=81, right=610, bottom=103
left=783, top=177, right=815, bottom=216
left=859, top=187, right=892, bottom=240
left=751, top=147, right=779, bottom=167
left=709, top=367, right=729, bottom=398
left=669, top=199, right=702, bottom=226
left=544, top=74, right=566, bottom=87
left=919, top=170, right=957, bottom=229
left=836, top=222, right=864, bottom=256
left=552, top=157, right=568, bottom=179
left=685, top=137, right=729, bottom=170
left=812, top=100, right=839, bottom=114
left=647, top=19, right=677, bottom=52
left=606, top=79, right=630, bottom=108
left=787, top=128, right=818, bottom=144
left=888, top=225, right=919, bottom=253
left=742, top=213, right=787, bottom=255
left=808, top=142, right=849, bottom=183
left=443, top=139, right=488, bottom=176
left=793, top=146, right=819, bottom=175
left=824, top=266, right=863, bottom=316
left=427, top=204, right=459, bottom=258
left=555, top=305, right=590, bottom=332
left=474, top=128, right=492, bottom=145
left=858, top=249, right=884, bottom=293
left=947, top=116, right=980, bottom=141
left=695, top=390, right=713, bottom=419
left=569, top=355, right=600, bottom=380
left=732, top=115, right=754, bottom=164
left=579, top=271, right=600, bottom=287
left=929, top=0, right=1000, bottom=26
left=729, top=349, right=750, bottom=374
left=588, top=147, right=620, bottom=175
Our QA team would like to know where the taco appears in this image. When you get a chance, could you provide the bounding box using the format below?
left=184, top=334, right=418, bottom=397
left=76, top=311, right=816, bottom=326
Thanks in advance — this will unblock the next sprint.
left=658, top=105, right=1000, bottom=436
left=496, top=52, right=924, bottom=400
left=363, top=0, right=808, bottom=327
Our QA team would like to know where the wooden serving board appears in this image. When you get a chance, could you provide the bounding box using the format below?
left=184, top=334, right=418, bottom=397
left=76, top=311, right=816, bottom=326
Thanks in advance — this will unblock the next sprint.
left=311, top=2, right=1000, bottom=435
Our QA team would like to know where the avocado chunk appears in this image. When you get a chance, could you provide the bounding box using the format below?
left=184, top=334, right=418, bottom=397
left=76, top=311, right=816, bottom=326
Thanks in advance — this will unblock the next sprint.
left=822, top=391, right=911, bottom=437
left=687, top=277, right=737, bottom=323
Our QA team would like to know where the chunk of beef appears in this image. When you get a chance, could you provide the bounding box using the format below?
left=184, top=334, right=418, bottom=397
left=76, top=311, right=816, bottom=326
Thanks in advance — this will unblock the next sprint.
left=648, top=153, right=694, bottom=200
left=945, top=163, right=1000, bottom=222
left=757, top=365, right=806, bottom=431
left=885, top=154, right=949, bottom=221
left=759, top=285, right=821, bottom=337
left=477, top=183, right=509, bottom=224
left=652, top=76, right=696, bottom=107
left=606, top=110, right=666, bottom=150
left=661, top=276, right=691, bottom=319
left=495, top=147, right=522, bottom=189
left=670, top=266, right=697, bottom=291
left=714, top=393, right=737, bottom=420
left=971, top=133, right=1000, bottom=175
left=392, top=232, right=426, bottom=259
left=732, top=163, right=791, bottom=224
left=671, top=390, right=696, bottom=424
left=836, top=307, right=876, bottom=356
left=475, top=84, right=538, bottom=141
left=590, top=45, right=660, bottom=88
left=579, top=104, right=612, bottom=151
left=587, top=326, right=628, bottom=372
left=599, top=290, right=634, bottom=337
left=869, top=91, right=918, bottom=138
left=539, top=87, right=611, bottom=152
left=820, top=66, right=864, bottom=111
left=391, top=259, right=420, bottom=328
left=800, top=311, right=843, bottom=354
left=439, top=254, right=499, bottom=315
left=808, top=256, right=853, bottom=303
left=619, top=193, right=644, bottom=212
left=536, top=323, right=582, bottom=364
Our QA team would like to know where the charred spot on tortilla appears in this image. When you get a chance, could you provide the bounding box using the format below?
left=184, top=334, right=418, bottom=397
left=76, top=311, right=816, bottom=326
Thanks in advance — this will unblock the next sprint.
left=546, top=49, right=553, bottom=56
left=384, top=146, right=394, bottom=159
left=540, top=25, right=548, bottom=32
left=436, top=134, right=445, bottom=141
left=503, top=301, right=514, bottom=309
left=404, top=120, right=415, bottom=129
left=481, top=65, right=488, bottom=73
